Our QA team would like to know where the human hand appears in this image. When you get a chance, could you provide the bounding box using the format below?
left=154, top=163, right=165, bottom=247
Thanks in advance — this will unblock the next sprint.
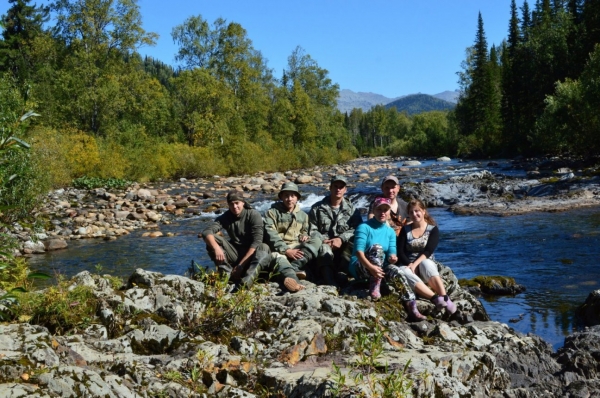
left=407, top=263, right=416, bottom=273
left=231, top=264, right=244, bottom=280
left=388, top=254, right=398, bottom=264
left=285, top=248, right=304, bottom=260
left=369, top=265, right=385, bottom=279
left=214, top=246, right=225, bottom=263
left=325, top=237, right=342, bottom=249
left=299, top=235, right=309, bottom=243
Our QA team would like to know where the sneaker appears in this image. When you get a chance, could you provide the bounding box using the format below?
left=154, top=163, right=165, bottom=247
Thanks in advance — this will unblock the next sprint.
left=369, top=276, right=383, bottom=300
left=283, top=277, right=305, bottom=293
left=296, top=270, right=307, bottom=280
left=405, top=300, right=427, bottom=322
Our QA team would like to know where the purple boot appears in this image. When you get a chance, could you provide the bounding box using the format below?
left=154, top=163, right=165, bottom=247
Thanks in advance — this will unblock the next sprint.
left=369, top=276, right=382, bottom=300
left=405, top=300, right=427, bottom=322
left=431, top=295, right=457, bottom=314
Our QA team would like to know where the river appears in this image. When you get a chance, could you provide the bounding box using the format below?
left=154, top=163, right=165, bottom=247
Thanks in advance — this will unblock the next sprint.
left=26, top=159, right=600, bottom=349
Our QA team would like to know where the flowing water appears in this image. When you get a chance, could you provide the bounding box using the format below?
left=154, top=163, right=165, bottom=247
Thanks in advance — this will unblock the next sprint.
left=27, top=159, right=600, bottom=349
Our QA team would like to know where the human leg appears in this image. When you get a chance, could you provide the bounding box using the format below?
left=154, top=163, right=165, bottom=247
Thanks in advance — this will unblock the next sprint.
left=364, top=244, right=384, bottom=300
left=240, top=244, right=271, bottom=288
left=416, top=259, right=456, bottom=314
left=271, top=254, right=304, bottom=293
left=205, top=234, right=239, bottom=274
left=386, top=265, right=426, bottom=321
left=317, top=244, right=337, bottom=286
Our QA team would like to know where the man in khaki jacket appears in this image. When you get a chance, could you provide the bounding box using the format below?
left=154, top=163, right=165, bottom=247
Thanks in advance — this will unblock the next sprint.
left=264, top=182, right=322, bottom=280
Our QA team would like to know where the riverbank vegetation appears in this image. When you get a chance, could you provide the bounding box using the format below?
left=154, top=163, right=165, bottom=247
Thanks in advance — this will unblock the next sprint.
left=351, top=0, right=600, bottom=158
left=1, top=0, right=599, bottom=190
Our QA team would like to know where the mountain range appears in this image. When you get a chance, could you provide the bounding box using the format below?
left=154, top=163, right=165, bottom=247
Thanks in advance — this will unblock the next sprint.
left=337, top=89, right=459, bottom=114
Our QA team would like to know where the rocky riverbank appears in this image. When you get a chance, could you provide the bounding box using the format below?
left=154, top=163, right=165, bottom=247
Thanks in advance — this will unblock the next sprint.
left=1, top=264, right=600, bottom=397
left=7, top=155, right=600, bottom=256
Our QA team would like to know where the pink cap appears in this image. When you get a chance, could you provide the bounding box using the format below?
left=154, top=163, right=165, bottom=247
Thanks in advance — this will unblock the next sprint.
left=373, top=197, right=392, bottom=209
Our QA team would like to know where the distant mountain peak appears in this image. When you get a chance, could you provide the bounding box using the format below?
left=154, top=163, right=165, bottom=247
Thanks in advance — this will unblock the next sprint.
left=337, top=89, right=458, bottom=113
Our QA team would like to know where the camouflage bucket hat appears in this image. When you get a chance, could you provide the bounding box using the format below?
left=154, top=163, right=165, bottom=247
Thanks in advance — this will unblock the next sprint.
left=279, top=182, right=301, bottom=200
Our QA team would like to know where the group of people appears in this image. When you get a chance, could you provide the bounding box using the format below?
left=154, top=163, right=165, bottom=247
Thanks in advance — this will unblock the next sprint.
left=201, top=174, right=456, bottom=321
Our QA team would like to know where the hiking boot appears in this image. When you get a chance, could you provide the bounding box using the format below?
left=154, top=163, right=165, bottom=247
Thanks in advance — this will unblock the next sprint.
left=283, top=277, right=305, bottom=293
left=404, top=300, right=427, bottom=322
left=296, top=270, right=307, bottom=280
left=369, top=276, right=383, bottom=300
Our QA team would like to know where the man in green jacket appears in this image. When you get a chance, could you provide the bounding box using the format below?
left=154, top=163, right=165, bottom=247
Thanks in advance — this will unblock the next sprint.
left=264, top=182, right=322, bottom=280
left=202, top=191, right=303, bottom=292
left=308, top=176, right=363, bottom=286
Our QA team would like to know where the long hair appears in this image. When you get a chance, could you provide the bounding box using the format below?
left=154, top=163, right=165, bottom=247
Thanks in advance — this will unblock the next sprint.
left=407, top=199, right=436, bottom=226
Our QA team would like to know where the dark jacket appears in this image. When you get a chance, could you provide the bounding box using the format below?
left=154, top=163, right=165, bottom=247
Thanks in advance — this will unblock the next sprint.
left=202, top=207, right=264, bottom=251
left=308, top=195, right=362, bottom=243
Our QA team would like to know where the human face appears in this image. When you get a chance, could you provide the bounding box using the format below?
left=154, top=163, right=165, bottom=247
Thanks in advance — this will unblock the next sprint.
left=228, top=200, right=245, bottom=216
left=280, top=191, right=299, bottom=211
left=330, top=181, right=347, bottom=200
left=381, top=181, right=399, bottom=200
left=408, top=204, right=425, bottom=223
left=373, top=205, right=391, bottom=222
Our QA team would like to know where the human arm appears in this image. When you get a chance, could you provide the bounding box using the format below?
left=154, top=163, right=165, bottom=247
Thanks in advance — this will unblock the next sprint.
left=386, top=227, right=397, bottom=264
left=263, top=208, right=290, bottom=254
left=397, top=226, right=411, bottom=265
left=407, top=226, right=439, bottom=273
left=336, top=206, right=363, bottom=244
left=202, top=218, right=226, bottom=262
left=204, top=233, right=225, bottom=263
left=236, top=247, right=256, bottom=268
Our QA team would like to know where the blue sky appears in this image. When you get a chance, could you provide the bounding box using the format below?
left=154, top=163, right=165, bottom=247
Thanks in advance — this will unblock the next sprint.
left=1, top=0, right=522, bottom=97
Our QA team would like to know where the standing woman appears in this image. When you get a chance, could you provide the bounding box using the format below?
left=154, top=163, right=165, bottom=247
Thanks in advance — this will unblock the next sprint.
left=394, top=199, right=457, bottom=315
left=348, top=197, right=396, bottom=300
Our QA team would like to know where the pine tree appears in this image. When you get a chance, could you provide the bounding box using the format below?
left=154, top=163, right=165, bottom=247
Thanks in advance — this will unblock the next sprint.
left=0, top=0, right=49, bottom=84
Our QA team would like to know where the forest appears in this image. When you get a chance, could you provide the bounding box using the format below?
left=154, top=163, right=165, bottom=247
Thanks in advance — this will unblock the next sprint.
left=1, top=0, right=600, bottom=222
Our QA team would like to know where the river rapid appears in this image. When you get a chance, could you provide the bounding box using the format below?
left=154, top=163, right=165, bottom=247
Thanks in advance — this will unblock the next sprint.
left=27, top=159, right=600, bottom=349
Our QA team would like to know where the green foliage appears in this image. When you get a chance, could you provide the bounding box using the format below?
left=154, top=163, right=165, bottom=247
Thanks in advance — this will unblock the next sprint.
left=17, top=279, right=98, bottom=334
left=186, top=263, right=268, bottom=341
left=0, top=76, right=46, bottom=221
left=0, top=233, right=51, bottom=320
left=329, top=326, right=415, bottom=397
left=72, top=176, right=132, bottom=190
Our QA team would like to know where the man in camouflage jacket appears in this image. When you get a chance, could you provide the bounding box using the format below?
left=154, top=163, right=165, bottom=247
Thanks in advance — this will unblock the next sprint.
left=308, top=175, right=362, bottom=285
left=264, top=182, right=322, bottom=280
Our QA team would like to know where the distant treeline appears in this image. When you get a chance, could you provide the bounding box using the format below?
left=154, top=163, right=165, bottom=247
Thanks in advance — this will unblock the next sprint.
left=0, top=0, right=356, bottom=191
left=351, top=0, right=600, bottom=159
left=455, top=0, right=600, bottom=157
left=1, top=0, right=599, bottom=197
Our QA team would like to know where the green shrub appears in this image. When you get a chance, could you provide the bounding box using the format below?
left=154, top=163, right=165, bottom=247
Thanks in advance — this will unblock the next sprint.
left=72, top=176, right=132, bottom=190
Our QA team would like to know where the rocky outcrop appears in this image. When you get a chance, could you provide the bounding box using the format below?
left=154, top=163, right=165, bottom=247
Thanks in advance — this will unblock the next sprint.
left=1, top=266, right=599, bottom=397
left=576, top=289, right=600, bottom=327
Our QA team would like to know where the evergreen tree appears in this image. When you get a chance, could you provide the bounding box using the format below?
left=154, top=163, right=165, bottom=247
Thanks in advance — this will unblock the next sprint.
left=0, top=0, right=49, bottom=85
left=501, top=0, right=521, bottom=153
left=454, top=13, right=502, bottom=156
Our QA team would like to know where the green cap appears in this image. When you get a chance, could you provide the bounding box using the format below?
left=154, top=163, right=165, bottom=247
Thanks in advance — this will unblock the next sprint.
left=278, top=182, right=301, bottom=200
left=330, top=175, right=348, bottom=185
